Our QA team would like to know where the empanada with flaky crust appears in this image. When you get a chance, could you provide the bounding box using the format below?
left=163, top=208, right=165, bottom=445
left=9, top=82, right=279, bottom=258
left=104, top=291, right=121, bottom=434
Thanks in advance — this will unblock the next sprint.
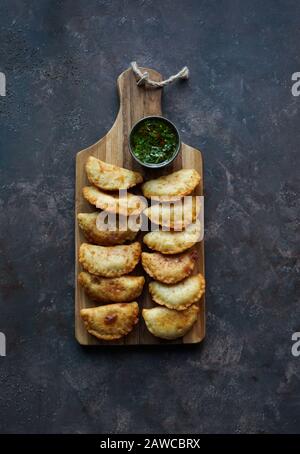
left=141, top=251, right=197, bottom=284
left=86, top=156, right=143, bottom=191
left=79, top=242, right=141, bottom=277
left=83, top=186, right=146, bottom=216
left=142, top=305, right=199, bottom=340
left=78, top=272, right=145, bottom=303
left=143, top=221, right=201, bottom=254
left=81, top=302, right=139, bottom=340
left=142, top=169, right=200, bottom=201
left=149, top=273, right=205, bottom=310
left=143, top=196, right=200, bottom=230
left=77, top=212, right=138, bottom=245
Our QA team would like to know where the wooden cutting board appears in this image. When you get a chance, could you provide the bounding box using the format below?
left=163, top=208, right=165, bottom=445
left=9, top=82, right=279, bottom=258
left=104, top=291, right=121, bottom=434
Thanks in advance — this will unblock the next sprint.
left=75, top=67, right=205, bottom=346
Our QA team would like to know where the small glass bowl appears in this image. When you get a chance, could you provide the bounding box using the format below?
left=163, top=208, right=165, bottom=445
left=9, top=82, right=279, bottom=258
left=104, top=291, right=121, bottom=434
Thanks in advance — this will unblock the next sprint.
left=129, top=115, right=181, bottom=169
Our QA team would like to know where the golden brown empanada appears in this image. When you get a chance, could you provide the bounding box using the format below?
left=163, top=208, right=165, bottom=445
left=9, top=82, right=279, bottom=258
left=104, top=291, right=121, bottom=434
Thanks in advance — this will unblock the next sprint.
left=86, top=156, right=143, bottom=190
left=142, top=169, right=200, bottom=201
left=143, top=220, right=201, bottom=254
left=142, top=305, right=199, bottom=340
left=141, top=251, right=197, bottom=284
left=78, top=272, right=145, bottom=303
left=149, top=273, right=205, bottom=310
left=81, top=302, right=139, bottom=340
left=83, top=186, right=147, bottom=216
left=77, top=212, right=138, bottom=245
left=79, top=242, right=141, bottom=277
left=143, top=196, right=200, bottom=230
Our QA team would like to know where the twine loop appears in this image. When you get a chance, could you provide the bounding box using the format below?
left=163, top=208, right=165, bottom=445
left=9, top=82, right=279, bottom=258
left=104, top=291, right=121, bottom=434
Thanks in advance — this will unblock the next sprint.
left=131, top=61, right=189, bottom=88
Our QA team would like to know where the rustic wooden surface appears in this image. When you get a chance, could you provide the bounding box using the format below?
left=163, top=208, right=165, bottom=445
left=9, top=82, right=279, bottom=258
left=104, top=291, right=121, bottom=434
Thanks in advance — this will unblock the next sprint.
left=75, top=67, right=205, bottom=345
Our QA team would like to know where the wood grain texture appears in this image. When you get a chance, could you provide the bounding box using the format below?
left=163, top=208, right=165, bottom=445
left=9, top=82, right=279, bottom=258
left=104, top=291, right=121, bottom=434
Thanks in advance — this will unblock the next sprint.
left=75, top=67, right=205, bottom=346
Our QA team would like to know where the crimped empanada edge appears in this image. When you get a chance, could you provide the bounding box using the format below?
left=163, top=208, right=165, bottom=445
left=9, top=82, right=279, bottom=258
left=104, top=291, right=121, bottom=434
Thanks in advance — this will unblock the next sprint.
left=149, top=275, right=205, bottom=311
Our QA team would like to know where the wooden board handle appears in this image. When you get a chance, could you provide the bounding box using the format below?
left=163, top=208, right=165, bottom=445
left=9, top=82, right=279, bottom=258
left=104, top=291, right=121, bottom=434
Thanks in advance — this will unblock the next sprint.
left=117, top=67, right=163, bottom=125
left=106, top=67, right=163, bottom=170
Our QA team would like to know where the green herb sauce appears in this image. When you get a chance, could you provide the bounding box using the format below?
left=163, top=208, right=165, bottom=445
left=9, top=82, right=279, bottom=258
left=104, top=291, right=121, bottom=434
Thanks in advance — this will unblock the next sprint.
left=131, top=118, right=178, bottom=164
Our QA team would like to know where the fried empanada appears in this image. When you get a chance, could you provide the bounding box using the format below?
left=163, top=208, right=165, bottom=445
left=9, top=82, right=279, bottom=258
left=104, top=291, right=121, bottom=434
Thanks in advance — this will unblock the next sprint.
left=78, top=272, right=145, bottom=303
left=142, top=305, right=199, bottom=340
left=78, top=212, right=138, bottom=245
left=79, top=242, right=141, bottom=277
left=86, top=156, right=143, bottom=190
left=143, top=197, right=200, bottom=230
left=141, top=251, right=197, bottom=284
left=83, top=186, right=146, bottom=216
left=142, top=169, right=200, bottom=201
left=81, top=302, right=139, bottom=340
left=143, top=221, right=201, bottom=254
left=149, top=273, right=205, bottom=310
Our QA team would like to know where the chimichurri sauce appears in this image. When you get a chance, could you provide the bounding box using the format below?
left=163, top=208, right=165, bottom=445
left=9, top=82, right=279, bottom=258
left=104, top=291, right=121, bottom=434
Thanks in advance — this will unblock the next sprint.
left=131, top=118, right=178, bottom=164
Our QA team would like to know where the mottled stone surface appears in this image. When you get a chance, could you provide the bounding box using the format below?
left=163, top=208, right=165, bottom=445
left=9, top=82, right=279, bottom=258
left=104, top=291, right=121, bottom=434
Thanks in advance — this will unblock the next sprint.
left=0, top=0, right=300, bottom=434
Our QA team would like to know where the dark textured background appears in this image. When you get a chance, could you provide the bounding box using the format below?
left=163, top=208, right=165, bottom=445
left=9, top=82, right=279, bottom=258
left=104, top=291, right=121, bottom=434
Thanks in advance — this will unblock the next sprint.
left=0, top=0, right=299, bottom=434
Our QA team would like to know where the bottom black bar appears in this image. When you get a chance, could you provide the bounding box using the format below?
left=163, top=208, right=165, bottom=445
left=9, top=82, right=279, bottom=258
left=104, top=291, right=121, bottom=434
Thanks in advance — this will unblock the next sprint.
left=0, top=434, right=299, bottom=450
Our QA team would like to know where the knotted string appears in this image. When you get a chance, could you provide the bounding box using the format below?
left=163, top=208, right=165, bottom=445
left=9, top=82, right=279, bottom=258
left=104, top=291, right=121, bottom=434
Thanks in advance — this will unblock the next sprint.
left=131, top=61, right=189, bottom=88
